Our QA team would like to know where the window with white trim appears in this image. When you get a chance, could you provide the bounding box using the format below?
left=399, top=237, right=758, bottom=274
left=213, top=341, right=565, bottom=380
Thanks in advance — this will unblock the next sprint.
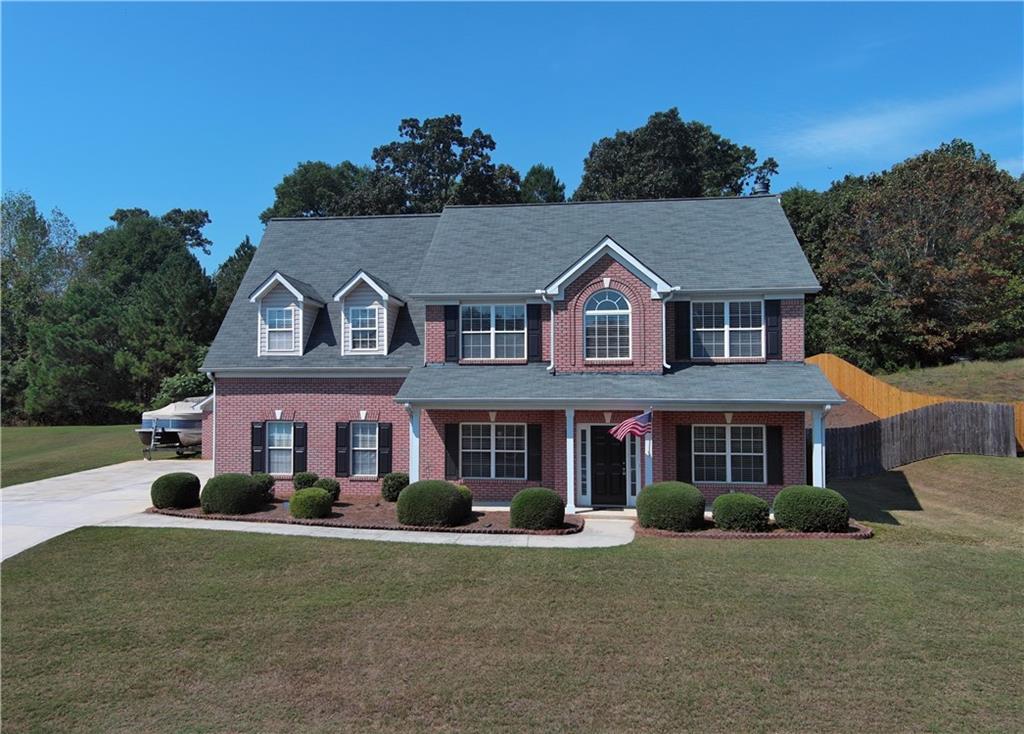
left=349, top=306, right=379, bottom=351
left=692, top=301, right=764, bottom=358
left=266, top=307, right=295, bottom=352
left=692, top=425, right=765, bottom=484
left=460, top=305, right=526, bottom=359
left=460, top=423, right=526, bottom=479
left=584, top=289, right=631, bottom=359
left=267, top=421, right=294, bottom=475
left=350, top=421, right=379, bottom=476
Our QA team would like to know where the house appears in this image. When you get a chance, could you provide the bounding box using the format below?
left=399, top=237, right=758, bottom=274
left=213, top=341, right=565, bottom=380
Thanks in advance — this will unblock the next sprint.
left=201, top=195, right=841, bottom=511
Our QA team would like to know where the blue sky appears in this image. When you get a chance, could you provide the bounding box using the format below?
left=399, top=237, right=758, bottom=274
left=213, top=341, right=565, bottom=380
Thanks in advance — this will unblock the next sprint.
left=3, top=2, right=1021, bottom=270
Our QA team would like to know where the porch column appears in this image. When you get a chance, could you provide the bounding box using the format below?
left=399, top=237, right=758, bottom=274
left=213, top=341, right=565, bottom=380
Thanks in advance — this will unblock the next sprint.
left=565, top=407, right=577, bottom=513
left=644, top=408, right=654, bottom=487
left=408, top=406, right=421, bottom=483
left=811, top=408, right=825, bottom=486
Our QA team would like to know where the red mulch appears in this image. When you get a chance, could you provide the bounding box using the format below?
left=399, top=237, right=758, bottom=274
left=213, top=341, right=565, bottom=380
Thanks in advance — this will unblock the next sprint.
left=635, top=519, right=873, bottom=540
left=149, top=498, right=584, bottom=536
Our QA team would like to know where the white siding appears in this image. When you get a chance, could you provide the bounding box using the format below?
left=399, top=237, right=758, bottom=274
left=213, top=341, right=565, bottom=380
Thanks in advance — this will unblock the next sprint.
left=258, top=284, right=302, bottom=356
left=341, top=283, right=387, bottom=355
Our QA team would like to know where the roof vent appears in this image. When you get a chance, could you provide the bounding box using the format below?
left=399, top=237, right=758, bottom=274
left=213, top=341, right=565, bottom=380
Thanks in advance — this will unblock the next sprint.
left=751, top=180, right=770, bottom=195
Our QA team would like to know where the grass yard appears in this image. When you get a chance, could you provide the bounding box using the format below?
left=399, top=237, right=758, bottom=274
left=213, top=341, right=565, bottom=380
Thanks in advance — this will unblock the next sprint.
left=2, top=456, right=1022, bottom=733
left=1, top=424, right=191, bottom=487
left=879, top=357, right=1024, bottom=403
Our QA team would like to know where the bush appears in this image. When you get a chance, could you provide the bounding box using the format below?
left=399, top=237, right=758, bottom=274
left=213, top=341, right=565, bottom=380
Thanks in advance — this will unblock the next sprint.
left=396, top=480, right=466, bottom=527
left=455, top=484, right=473, bottom=519
left=381, top=471, right=409, bottom=502
left=712, top=492, right=770, bottom=532
left=773, top=485, right=850, bottom=533
left=201, top=473, right=264, bottom=515
left=636, top=482, right=705, bottom=532
left=151, top=472, right=200, bottom=509
left=509, top=487, right=565, bottom=530
left=312, top=477, right=340, bottom=503
left=251, top=472, right=276, bottom=502
left=290, top=487, right=333, bottom=519
left=293, top=471, right=319, bottom=490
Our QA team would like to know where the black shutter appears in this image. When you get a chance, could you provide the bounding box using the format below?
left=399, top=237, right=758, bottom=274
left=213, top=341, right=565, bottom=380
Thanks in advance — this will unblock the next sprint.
left=527, top=424, right=542, bottom=480
left=766, top=426, right=784, bottom=484
left=444, top=305, right=459, bottom=362
left=378, top=422, right=393, bottom=475
left=293, top=422, right=307, bottom=473
left=676, top=424, right=692, bottom=483
left=765, top=300, right=781, bottom=360
left=674, top=301, right=691, bottom=361
left=527, top=304, right=542, bottom=362
left=251, top=422, right=265, bottom=473
left=335, top=422, right=350, bottom=478
left=444, top=424, right=460, bottom=479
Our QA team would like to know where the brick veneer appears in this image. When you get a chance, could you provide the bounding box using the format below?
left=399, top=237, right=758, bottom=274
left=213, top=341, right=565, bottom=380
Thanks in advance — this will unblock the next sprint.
left=214, top=377, right=408, bottom=497
left=201, top=411, right=213, bottom=460
left=780, top=298, right=805, bottom=361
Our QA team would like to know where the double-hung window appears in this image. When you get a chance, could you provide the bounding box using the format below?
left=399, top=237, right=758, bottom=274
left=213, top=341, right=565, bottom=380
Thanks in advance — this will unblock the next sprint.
left=266, top=307, right=295, bottom=352
left=350, top=421, right=379, bottom=476
left=460, top=305, right=526, bottom=360
left=460, top=423, right=526, bottom=479
left=692, top=425, right=765, bottom=484
left=692, top=301, right=764, bottom=358
left=349, top=307, right=379, bottom=351
left=267, top=421, right=294, bottom=475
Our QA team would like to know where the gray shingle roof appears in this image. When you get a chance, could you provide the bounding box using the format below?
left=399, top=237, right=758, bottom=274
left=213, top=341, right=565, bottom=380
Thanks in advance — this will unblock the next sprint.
left=396, top=363, right=842, bottom=407
left=413, top=195, right=819, bottom=295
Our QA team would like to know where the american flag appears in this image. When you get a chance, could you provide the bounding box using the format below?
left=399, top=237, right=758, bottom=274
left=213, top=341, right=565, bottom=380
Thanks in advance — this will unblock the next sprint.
left=610, top=411, right=652, bottom=441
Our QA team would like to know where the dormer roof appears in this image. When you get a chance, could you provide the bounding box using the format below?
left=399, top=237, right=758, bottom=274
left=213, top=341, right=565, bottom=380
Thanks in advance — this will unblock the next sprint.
left=248, top=271, right=326, bottom=306
left=332, top=269, right=406, bottom=306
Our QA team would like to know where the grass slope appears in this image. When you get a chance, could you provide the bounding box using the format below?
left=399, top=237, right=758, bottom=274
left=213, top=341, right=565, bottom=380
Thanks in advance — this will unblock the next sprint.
left=879, top=358, right=1024, bottom=403
left=1, top=425, right=143, bottom=487
left=2, top=455, right=1022, bottom=733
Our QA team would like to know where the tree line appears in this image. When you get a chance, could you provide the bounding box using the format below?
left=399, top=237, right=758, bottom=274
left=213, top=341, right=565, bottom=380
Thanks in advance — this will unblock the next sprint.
left=2, top=110, right=1021, bottom=425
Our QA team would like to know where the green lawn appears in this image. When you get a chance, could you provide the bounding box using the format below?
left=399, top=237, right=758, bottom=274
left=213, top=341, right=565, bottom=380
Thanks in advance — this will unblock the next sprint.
left=2, top=456, right=1021, bottom=733
left=879, top=358, right=1024, bottom=403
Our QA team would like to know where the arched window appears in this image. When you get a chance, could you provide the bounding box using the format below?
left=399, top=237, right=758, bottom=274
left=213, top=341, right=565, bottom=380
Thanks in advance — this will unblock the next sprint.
left=584, top=289, right=631, bottom=359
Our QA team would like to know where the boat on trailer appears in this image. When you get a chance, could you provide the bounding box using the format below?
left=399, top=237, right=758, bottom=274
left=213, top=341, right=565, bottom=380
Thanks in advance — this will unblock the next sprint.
left=136, top=396, right=210, bottom=458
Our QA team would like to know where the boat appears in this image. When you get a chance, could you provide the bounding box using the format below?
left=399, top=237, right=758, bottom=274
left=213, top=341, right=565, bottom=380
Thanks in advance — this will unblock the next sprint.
left=136, top=396, right=211, bottom=457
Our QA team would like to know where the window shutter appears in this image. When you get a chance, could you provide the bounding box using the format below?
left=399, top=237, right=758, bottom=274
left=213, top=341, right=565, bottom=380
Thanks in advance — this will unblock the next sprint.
left=335, top=422, right=350, bottom=478
left=251, top=422, right=266, bottom=473
left=766, top=426, right=784, bottom=484
left=765, top=300, right=781, bottom=360
left=444, top=424, right=460, bottom=480
left=676, top=424, right=692, bottom=482
left=527, top=304, right=542, bottom=362
left=293, top=422, right=307, bottom=473
left=444, top=305, right=459, bottom=362
left=527, top=424, right=542, bottom=481
left=378, top=422, right=393, bottom=475
left=674, top=301, right=691, bottom=361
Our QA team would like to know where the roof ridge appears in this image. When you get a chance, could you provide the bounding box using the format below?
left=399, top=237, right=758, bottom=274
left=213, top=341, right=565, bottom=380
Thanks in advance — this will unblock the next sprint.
left=443, top=194, right=780, bottom=210
left=268, top=212, right=442, bottom=222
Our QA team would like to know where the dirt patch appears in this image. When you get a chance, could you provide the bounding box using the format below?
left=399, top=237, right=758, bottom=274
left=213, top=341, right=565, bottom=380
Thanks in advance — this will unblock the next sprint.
left=149, top=498, right=584, bottom=536
left=805, top=391, right=879, bottom=428
left=635, top=519, right=873, bottom=540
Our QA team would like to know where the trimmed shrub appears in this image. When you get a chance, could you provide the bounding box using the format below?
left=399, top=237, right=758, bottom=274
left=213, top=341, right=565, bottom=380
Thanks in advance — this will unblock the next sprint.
left=251, top=472, right=276, bottom=502
left=773, top=485, right=850, bottom=533
left=201, top=473, right=264, bottom=515
left=293, top=472, right=319, bottom=490
left=312, top=477, right=340, bottom=503
left=510, top=487, right=565, bottom=530
left=151, top=472, right=200, bottom=509
left=396, top=480, right=466, bottom=527
left=455, top=484, right=473, bottom=519
left=712, top=492, right=770, bottom=532
left=290, top=487, right=333, bottom=519
left=636, top=482, right=705, bottom=532
left=381, top=471, right=409, bottom=502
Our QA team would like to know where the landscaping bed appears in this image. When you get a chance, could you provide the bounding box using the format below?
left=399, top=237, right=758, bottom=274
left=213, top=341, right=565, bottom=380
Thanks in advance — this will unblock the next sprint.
left=635, top=519, right=873, bottom=540
left=150, top=497, right=584, bottom=535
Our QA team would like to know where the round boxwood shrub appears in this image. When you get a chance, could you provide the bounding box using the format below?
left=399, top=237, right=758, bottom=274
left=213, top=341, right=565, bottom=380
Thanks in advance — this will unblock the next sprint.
left=151, top=472, right=200, bottom=509
left=251, top=472, right=276, bottom=502
left=381, top=471, right=409, bottom=502
left=201, top=473, right=264, bottom=515
left=293, top=471, right=319, bottom=490
left=455, top=484, right=473, bottom=519
left=290, top=487, right=333, bottom=519
left=312, top=477, right=340, bottom=503
left=396, top=480, right=466, bottom=527
left=509, top=487, right=565, bottom=530
left=773, top=485, right=850, bottom=533
left=712, top=492, right=770, bottom=532
left=636, top=482, right=705, bottom=532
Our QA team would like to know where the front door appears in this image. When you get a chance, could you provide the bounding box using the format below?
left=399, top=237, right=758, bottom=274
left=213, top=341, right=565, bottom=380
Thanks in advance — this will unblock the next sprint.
left=590, top=426, right=627, bottom=506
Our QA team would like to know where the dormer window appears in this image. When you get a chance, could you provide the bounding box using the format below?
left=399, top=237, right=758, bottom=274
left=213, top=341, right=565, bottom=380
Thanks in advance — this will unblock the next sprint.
left=248, top=271, right=325, bottom=357
left=349, top=306, right=380, bottom=351
left=266, top=307, right=296, bottom=352
left=333, top=270, right=405, bottom=357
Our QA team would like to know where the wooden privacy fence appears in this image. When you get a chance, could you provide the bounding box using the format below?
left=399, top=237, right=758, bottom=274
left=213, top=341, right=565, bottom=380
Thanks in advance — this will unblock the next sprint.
left=807, top=353, right=1024, bottom=452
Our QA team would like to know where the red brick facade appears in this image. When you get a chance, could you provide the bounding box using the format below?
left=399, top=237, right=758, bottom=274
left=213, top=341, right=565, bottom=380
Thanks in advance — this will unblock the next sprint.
left=781, top=298, right=805, bottom=361
left=425, top=304, right=552, bottom=365
left=201, top=410, right=213, bottom=460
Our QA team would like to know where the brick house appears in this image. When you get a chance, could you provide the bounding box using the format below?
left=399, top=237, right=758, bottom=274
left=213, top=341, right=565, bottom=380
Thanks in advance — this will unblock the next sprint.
left=202, top=195, right=841, bottom=510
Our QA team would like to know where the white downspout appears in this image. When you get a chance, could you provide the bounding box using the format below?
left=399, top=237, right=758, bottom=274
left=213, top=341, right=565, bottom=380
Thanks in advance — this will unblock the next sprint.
left=660, top=291, right=674, bottom=370
left=538, top=290, right=555, bottom=372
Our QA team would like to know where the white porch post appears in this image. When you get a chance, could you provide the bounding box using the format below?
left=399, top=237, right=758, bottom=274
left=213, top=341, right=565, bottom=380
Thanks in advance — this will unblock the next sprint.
left=565, top=407, right=577, bottom=513
left=811, top=408, right=825, bottom=486
left=408, top=406, right=421, bottom=483
left=644, top=408, right=654, bottom=489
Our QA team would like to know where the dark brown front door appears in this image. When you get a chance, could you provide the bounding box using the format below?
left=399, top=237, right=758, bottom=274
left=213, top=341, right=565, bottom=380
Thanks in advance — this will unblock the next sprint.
left=590, top=426, right=627, bottom=506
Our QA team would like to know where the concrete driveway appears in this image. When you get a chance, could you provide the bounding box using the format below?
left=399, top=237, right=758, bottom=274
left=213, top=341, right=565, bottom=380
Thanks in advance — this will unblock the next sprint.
left=2, top=460, right=212, bottom=561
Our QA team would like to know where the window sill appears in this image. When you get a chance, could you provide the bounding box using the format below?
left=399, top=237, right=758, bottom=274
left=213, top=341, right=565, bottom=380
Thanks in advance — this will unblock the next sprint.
left=459, top=359, right=529, bottom=365
left=584, top=359, right=633, bottom=365
left=349, top=475, right=380, bottom=482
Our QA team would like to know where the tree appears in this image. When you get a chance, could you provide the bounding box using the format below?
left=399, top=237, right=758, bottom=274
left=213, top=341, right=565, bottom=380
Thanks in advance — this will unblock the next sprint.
left=211, top=236, right=257, bottom=322
left=520, top=164, right=566, bottom=203
left=573, top=108, right=777, bottom=201
left=150, top=346, right=212, bottom=408
left=259, top=161, right=384, bottom=223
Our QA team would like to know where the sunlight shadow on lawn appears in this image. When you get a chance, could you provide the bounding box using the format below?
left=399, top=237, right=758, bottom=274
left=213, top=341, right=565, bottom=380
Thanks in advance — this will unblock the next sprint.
left=831, top=470, right=923, bottom=525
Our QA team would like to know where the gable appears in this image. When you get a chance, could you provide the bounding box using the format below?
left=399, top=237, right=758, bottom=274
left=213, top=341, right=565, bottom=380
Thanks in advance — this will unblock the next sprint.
left=544, top=235, right=671, bottom=300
